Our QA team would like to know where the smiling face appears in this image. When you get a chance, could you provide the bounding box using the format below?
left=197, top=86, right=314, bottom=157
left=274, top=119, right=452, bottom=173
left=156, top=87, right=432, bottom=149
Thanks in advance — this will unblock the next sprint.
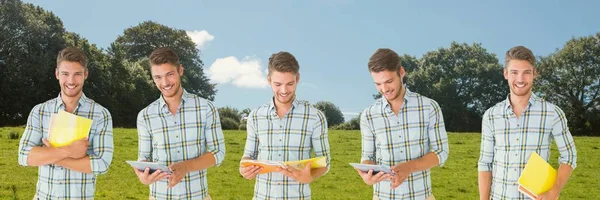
left=150, top=63, right=184, bottom=99
left=371, top=68, right=405, bottom=102
left=504, top=59, right=536, bottom=97
left=55, top=61, right=88, bottom=99
left=268, top=71, right=299, bottom=105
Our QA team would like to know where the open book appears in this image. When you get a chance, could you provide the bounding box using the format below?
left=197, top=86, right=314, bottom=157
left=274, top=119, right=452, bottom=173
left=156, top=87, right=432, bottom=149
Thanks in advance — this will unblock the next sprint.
left=48, top=110, right=93, bottom=147
left=517, top=152, right=557, bottom=199
left=240, top=156, right=327, bottom=174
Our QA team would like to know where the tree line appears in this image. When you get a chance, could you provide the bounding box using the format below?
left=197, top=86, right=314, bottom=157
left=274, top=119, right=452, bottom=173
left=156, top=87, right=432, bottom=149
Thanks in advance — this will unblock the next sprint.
left=1, top=0, right=598, bottom=136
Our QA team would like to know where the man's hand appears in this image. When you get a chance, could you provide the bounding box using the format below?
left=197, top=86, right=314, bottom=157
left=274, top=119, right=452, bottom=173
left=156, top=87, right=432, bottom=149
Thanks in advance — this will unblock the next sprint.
left=277, top=162, right=314, bottom=184
left=42, top=138, right=88, bottom=158
left=133, top=167, right=169, bottom=185
left=390, top=162, right=415, bottom=189
left=240, top=165, right=262, bottom=180
left=536, top=189, right=559, bottom=200
left=356, top=169, right=391, bottom=185
left=168, top=161, right=190, bottom=188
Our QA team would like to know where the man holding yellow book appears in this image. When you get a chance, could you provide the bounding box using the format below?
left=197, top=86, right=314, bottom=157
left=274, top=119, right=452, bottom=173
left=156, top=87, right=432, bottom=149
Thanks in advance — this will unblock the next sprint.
left=134, top=47, right=226, bottom=200
left=358, top=48, right=449, bottom=200
left=478, top=46, right=578, bottom=200
left=239, top=51, right=331, bottom=199
left=18, top=47, right=114, bottom=200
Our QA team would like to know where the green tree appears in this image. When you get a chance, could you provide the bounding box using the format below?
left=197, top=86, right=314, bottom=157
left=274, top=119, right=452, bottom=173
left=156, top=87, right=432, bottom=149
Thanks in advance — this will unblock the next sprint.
left=114, top=21, right=216, bottom=100
left=218, top=106, right=241, bottom=123
left=536, top=33, right=600, bottom=136
left=408, top=42, right=508, bottom=132
left=313, top=101, right=345, bottom=127
left=0, top=0, right=67, bottom=125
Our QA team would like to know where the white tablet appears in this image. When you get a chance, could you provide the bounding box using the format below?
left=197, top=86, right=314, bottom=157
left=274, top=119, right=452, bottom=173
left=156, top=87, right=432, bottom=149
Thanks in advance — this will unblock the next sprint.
left=126, top=161, right=172, bottom=174
left=349, top=163, right=394, bottom=174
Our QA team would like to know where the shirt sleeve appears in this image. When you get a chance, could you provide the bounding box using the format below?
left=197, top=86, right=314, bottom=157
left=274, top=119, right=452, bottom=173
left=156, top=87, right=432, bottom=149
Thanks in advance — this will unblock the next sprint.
left=427, top=100, right=449, bottom=166
left=551, top=106, right=577, bottom=169
left=312, top=110, right=331, bottom=173
left=242, top=110, right=260, bottom=160
left=18, top=105, right=44, bottom=166
left=137, top=110, right=153, bottom=162
left=204, top=101, right=226, bottom=166
left=360, top=109, right=377, bottom=163
left=89, top=108, right=114, bottom=175
left=478, top=109, right=495, bottom=172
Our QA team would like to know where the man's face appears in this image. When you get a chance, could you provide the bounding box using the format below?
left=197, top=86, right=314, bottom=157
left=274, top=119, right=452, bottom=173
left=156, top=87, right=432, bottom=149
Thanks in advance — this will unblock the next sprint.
left=268, top=71, right=299, bottom=105
left=55, top=61, right=88, bottom=98
left=504, top=59, right=536, bottom=97
left=370, top=68, right=405, bottom=102
left=150, top=63, right=183, bottom=98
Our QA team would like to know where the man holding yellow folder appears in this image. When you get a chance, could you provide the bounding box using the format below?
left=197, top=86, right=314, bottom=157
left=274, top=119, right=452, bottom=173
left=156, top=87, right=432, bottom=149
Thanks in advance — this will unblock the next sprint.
left=357, top=48, right=449, bottom=200
left=134, top=47, right=226, bottom=200
left=18, top=47, right=114, bottom=200
left=239, top=51, right=331, bottom=199
left=478, top=46, right=577, bottom=200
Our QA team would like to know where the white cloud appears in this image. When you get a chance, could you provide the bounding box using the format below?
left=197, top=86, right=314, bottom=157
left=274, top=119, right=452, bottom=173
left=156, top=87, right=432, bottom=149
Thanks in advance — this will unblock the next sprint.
left=186, top=30, right=214, bottom=48
left=207, top=56, right=268, bottom=88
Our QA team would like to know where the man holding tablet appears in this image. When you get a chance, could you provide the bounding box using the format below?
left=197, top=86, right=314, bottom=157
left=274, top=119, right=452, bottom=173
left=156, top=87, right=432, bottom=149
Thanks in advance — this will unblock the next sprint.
left=133, top=47, right=226, bottom=200
left=357, top=48, right=449, bottom=200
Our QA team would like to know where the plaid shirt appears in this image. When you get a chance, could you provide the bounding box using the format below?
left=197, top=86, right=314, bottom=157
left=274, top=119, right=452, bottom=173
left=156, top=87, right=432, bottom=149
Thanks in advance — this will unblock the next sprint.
left=137, top=90, right=226, bottom=200
left=18, top=93, right=113, bottom=200
left=360, top=88, right=449, bottom=200
left=478, top=94, right=577, bottom=200
left=243, top=98, right=331, bottom=200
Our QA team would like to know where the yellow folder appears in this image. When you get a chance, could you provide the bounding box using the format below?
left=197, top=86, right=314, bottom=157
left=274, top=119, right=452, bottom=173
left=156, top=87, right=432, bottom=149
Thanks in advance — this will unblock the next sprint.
left=240, top=156, right=327, bottom=174
left=48, top=110, right=93, bottom=147
left=517, top=152, right=557, bottom=199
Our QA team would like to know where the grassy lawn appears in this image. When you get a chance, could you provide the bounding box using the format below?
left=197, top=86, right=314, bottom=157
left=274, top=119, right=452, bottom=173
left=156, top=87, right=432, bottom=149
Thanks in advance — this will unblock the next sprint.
left=1, top=127, right=598, bottom=199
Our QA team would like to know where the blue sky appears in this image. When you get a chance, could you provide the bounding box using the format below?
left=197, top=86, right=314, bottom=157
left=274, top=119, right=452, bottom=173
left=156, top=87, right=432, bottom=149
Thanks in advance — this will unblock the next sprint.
left=24, top=0, right=600, bottom=121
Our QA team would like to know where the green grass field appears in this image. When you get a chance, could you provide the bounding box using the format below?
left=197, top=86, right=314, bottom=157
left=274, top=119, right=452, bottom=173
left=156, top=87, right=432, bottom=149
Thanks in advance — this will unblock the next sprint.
left=1, top=127, right=598, bottom=199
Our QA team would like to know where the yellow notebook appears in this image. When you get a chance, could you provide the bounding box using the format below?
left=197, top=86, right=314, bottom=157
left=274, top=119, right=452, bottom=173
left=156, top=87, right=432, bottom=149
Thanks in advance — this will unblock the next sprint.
left=517, top=152, right=557, bottom=199
left=48, top=110, right=93, bottom=147
left=240, top=156, right=327, bottom=174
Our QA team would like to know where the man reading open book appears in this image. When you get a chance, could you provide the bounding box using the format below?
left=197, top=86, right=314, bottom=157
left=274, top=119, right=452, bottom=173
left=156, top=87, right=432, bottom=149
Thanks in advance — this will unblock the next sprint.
left=239, top=51, right=331, bottom=200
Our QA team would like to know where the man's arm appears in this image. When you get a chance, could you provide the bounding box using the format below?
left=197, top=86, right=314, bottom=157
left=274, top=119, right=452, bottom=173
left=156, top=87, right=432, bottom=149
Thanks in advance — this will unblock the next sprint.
left=202, top=101, right=226, bottom=168
left=242, top=110, right=259, bottom=160
left=478, top=109, right=495, bottom=200
left=55, top=109, right=113, bottom=174
left=309, top=110, right=330, bottom=179
left=424, top=100, right=449, bottom=168
left=18, top=105, right=70, bottom=166
left=538, top=107, right=577, bottom=198
left=360, top=109, right=376, bottom=163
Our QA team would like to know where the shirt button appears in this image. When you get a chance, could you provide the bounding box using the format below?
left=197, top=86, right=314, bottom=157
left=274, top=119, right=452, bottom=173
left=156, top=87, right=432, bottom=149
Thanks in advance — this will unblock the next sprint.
left=178, top=151, right=181, bottom=153
left=400, top=151, right=404, bottom=153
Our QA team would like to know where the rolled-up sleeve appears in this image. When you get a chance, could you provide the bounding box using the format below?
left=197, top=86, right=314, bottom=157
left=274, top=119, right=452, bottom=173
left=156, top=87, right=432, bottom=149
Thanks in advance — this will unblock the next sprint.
left=360, top=109, right=376, bottom=163
left=204, top=101, right=226, bottom=166
left=137, top=110, right=153, bottom=162
left=312, top=110, right=331, bottom=172
left=428, top=100, right=449, bottom=166
left=552, top=107, right=577, bottom=169
left=478, top=109, right=495, bottom=172
left=243, top=110, right=259, bottom=160
left=89, top=109, right=113, bottom=175
left=18, top=105, right=43, bottom=166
